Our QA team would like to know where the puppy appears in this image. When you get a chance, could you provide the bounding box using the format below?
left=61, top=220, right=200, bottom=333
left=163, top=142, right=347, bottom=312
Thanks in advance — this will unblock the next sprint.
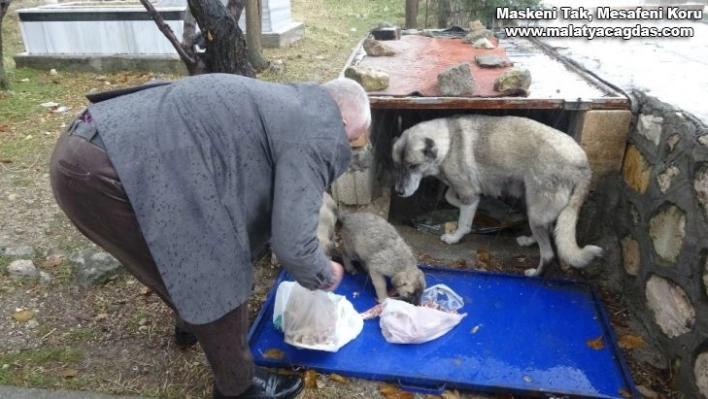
left=336, top=212, right=426, bottom=305
left=271, top=192, right=338, bottom=266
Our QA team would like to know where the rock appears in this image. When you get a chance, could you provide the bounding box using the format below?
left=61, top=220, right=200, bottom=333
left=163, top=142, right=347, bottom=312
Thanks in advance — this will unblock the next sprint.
left=266, top=60, right=285, bottom=75
left=8, top=260, right=38, bottom=280
left=475, top=54, right=512, bottom=69
left=637, top=114, right=663, bottom=147
left=437, top=63, right=475, bottom=96
left=494, top=67, right=532, bottom=91
left=472, top=38, right=495, bottom=49
left=469, top=20, right=486, bottom=32
left=700, top=135, right=708, bottom=147
left=74, top=251, right=124, bottom=287
left=666, top=133, right=681, bottom=152
left=635, top=385, right=659, bottom=398
left=657, top=164, right=680, bottom=193
left=363, top=38, right=396, bottom=57
left=622, top=145, right=652, bottom=194
left=462, top=29, right=494, bottom=44
left=344, top=66, right=390, bottom=91
left=49, top=69, right=58, bottom=76
left=4, top=245, right=34, bottom=258
left=646, top=275, right=694, bottom=338
left=620, top=236, right=640, bottom=276
left=39, top=271, right=52, bottom=285
left=649, top=204, right=685, bottom=264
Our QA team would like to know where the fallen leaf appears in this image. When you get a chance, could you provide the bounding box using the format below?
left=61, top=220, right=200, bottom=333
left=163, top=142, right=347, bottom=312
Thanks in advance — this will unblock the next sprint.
left=94, top=313, right=108, bottom=322
left=41, top=255, right=64, bottom=268
left=0, top=124, right=9, bottom=132
left=207, top=30, right=214, bottom=41
left=618, top=334, right=645, bottom=350
left=441, top=389, right=461, bottom=399
left=58, top=368, right=78, bottom=378
left=470, top=324, right=481, bottom=334
left=619, top=388, right=632, bottom=398
left=379, top=383, right=414, bottom=399
left=476, top=249, right=502, bottom=271
left=142, top=287, right=153, bottom=296
left=40, top=101, right=60, bottom=108
left=328, top=373, right=348, bottom=384
left=586, top=335, right=605, bottom=350
left=303, top=369, right=318, bottom=389
left=12, top=309, right=35, bottom=322
left=262, top=348, right=285, bottom=360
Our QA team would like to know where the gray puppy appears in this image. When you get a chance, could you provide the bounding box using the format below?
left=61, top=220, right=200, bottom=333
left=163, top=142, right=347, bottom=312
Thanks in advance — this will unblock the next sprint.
left=336, top=212, right=426, bottom=305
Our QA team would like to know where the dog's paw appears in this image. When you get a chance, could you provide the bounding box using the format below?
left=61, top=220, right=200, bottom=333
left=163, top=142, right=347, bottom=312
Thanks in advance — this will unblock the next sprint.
left=516, top=235, right=537, bottom=247
left=441, top=233, right=462, bottom=245
left=524, top=267, right=541, bottom=277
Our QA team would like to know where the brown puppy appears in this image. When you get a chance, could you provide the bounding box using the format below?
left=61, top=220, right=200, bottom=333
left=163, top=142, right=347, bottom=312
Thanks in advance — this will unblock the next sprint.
left=337, top=212, right=426, bottom=305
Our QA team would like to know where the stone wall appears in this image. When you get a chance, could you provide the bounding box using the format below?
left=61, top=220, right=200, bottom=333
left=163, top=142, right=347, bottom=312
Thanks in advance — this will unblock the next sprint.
left=595, top=90, right=708, bottom=397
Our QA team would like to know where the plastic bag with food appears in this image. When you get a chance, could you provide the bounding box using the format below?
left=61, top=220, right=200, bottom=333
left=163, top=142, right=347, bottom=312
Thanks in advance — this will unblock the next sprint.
left=379, top=284, right=467, bottom=344
left=273, top=281, right=364, bottom=352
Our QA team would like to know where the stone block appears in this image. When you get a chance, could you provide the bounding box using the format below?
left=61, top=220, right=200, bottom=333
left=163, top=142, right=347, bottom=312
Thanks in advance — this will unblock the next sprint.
left=331, top=168, right=375, bottom=206
left=657, top=163, right=680, bottom=194
left=363, top=38, right=396, bottom=57
left=649, top=204, right=685, bottom=264
left=694, top=352, right=708, bottom=397
left=637, top=114, right=663, bottom=147
left=622, top=144, right=652, bottom=194
left=577, top=110, right=632, bottom=187
left=621, top=236, right=640, bottom=276
left=645, top=275, right=694, bottom=338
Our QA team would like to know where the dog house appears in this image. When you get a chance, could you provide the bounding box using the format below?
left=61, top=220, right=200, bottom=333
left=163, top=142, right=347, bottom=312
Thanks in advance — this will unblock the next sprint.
left=332, top=28, right=632, bottom=226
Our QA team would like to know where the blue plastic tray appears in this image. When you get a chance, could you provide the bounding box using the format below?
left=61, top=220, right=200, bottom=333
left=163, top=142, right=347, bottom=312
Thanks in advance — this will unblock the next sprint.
left=247, top=266, right=638, bottom=398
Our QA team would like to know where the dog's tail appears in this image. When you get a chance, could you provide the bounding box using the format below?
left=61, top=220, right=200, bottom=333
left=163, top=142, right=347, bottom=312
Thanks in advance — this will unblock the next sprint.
left=553, top=173, right=603, bottom=268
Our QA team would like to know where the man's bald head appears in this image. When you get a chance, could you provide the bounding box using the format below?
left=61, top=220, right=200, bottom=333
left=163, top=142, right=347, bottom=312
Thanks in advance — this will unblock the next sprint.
left=322, top=77, right=371, bottom=142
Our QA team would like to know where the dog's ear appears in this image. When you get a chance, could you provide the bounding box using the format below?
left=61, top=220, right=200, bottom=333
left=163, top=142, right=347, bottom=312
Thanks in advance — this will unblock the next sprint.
left=422, top=138, right=437, bottom=159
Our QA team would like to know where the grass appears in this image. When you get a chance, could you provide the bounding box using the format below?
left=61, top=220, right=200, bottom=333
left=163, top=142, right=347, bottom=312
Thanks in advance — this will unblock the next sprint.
left=0, top=346, right=84, bottom=387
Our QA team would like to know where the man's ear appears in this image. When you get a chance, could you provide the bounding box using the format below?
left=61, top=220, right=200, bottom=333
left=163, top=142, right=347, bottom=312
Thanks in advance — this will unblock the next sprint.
left=422, top=138, right=437, bottom=159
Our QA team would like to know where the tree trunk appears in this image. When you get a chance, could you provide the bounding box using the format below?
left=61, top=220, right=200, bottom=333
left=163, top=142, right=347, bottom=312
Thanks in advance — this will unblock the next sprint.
left=226, top=0, right=245, bottom=22
left=405, top=0, right=418, bottom=29
left=0, top=0, right=11, bottom=90
left=246, top=0, right=268, bottom=71
left=187, top=0, right=254, bottom=77
left=437, top=0, right=450, bottom=29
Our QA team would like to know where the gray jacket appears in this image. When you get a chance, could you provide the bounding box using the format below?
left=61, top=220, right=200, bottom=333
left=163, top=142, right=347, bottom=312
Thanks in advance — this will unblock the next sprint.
left=88, top=73, right=352, bottom=324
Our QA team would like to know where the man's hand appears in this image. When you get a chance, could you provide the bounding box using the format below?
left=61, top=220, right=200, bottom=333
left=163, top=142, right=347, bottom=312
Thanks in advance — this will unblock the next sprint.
left=320, top=261, right=344, bottom=292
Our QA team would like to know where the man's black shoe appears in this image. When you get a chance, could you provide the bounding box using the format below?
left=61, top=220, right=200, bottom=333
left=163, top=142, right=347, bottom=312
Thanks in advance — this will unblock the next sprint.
left=213, top=368, right=304, bottom=398
left=174, top=326, right=197, bottom=347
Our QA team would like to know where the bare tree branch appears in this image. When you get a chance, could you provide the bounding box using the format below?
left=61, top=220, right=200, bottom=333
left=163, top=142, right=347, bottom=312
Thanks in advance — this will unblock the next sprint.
left=138, top=0, right=196, bottom=66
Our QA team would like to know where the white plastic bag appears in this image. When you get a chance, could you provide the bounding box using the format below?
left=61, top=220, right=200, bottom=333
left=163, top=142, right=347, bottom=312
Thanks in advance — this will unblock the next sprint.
left=273, top=281, right=363, bottom=352
left=379, top=297, right=466, bottom=344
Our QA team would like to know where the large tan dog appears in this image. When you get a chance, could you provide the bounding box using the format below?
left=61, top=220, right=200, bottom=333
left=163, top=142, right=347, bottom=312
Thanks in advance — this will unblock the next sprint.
left=391, top=114, right=603, bottom=277
left=336, top=212, right=426, bottom=305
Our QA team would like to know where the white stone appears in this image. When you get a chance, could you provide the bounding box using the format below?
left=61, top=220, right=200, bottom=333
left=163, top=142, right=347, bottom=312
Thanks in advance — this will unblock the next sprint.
left=649, top=205, right=685, bottom=264
left=8, top=260, right=38, bottom=280
left=646, top=275, right=694, bottom=338
left=699, top=135, right=708, bottom=147
left=657, top=164, right=680, bottom=194
left=695, top=351, right=708, bottom=397
left=637, top=114, right=663, bottom=147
